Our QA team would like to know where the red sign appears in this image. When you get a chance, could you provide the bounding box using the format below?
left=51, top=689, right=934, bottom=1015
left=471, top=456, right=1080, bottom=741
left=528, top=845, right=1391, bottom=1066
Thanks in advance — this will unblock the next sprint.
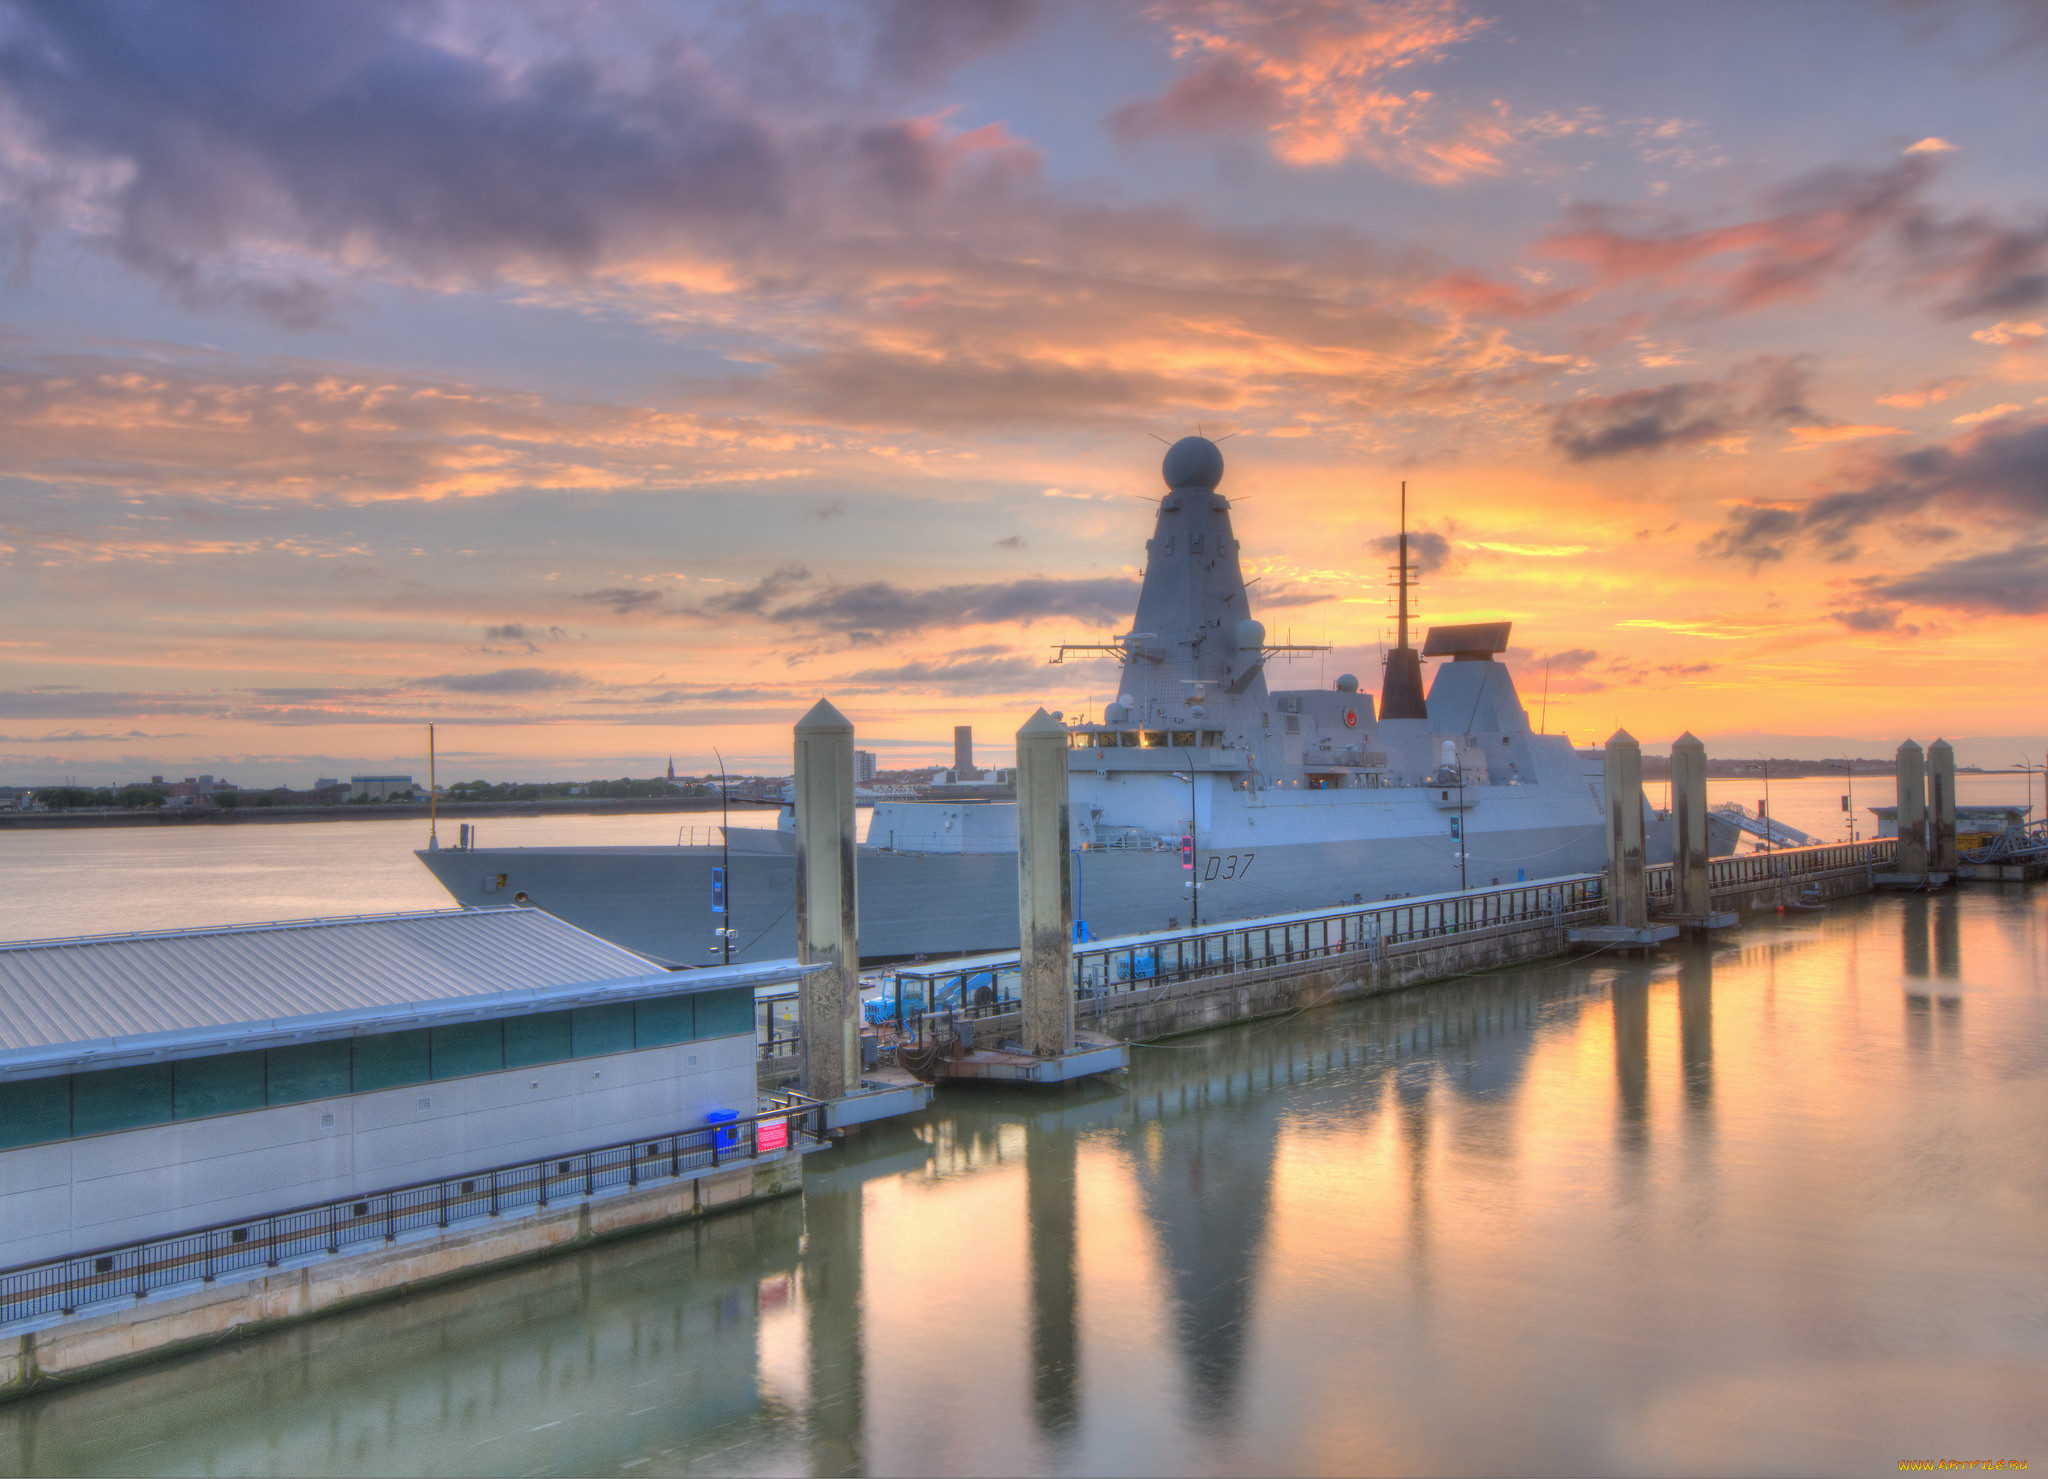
left=1181, top=835, right=1194, bottom=869
left=1343, top=707, right=1358, bottom=728
left=757, top=1117, right=788, bottom=1153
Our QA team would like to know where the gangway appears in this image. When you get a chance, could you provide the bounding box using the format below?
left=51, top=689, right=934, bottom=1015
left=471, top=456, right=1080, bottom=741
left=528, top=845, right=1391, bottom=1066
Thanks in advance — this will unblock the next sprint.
left=1711, top=801, right=1816, bottom=848
left=1962, top=817, right=2048, bottom=862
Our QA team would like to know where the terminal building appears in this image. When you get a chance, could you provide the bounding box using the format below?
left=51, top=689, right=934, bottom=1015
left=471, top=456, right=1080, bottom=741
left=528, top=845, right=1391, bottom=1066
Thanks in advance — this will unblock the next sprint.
left=0, top=907, right=790, bottom=1268
left=348, top=775, right=418, bottom=801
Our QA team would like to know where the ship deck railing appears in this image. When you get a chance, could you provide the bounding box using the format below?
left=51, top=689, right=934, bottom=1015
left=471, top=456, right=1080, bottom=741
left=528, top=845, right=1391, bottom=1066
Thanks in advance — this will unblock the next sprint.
left=870, top=838, right=1900, bottom=1045
left=0, top=1097, right=826, bottom=1330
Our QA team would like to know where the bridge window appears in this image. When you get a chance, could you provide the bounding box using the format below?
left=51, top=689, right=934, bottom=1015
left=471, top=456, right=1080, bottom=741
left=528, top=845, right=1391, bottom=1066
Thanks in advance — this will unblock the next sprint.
left=1119, top=731, right=1140, bottom=748
left=1201, top=731, right=1222, bottom=747
left=1171, top=731, right=1196, bottom=747
left=1141, top=731, right=1167, bottom=747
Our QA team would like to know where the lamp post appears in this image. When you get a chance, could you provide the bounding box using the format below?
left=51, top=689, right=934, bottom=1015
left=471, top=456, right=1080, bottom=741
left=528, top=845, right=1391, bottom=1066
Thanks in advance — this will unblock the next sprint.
left=714, top=746, right=732, bottom=965
left=1456, top=753, right=1468, bottom=893
left=1175, top=753, right=1199, bottom=928
left=1760, top=755, right=1773, bottom=854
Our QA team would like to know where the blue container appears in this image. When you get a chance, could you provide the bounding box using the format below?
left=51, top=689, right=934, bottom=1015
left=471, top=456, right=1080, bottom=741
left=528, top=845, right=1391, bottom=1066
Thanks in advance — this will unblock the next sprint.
left=705, top=1107, right=741, bottom=1153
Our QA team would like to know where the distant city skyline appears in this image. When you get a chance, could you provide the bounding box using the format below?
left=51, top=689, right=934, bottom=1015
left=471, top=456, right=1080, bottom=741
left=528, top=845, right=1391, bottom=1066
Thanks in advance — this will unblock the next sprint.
left=2, top=1, right=2044, bottom=786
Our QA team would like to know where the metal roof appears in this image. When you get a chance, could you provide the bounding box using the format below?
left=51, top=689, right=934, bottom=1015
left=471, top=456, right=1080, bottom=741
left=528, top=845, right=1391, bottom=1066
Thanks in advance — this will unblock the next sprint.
left=0, top=907, right=817, bottom=1079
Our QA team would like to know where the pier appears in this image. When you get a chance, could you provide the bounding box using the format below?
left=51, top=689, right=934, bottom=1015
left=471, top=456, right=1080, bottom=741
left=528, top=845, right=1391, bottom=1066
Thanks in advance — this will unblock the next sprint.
left=3, top=714, right=2034, bottom=1403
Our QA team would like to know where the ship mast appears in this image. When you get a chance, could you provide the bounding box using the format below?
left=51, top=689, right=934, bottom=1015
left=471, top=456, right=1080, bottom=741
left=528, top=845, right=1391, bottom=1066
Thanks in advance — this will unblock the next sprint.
left=1396, top=481, right=1411, bottom=652
left=1379, top=481, right=1429, bottom=720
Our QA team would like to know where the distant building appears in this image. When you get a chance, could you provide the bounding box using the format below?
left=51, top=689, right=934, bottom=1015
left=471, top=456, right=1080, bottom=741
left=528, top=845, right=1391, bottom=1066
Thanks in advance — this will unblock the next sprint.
left=350, top=775, right=418, bottom=802
left=954, top=726, right=974, bottom=775
left=313, top=778, right=338, bottom=790
left=853, top=749, right=877, bottom=783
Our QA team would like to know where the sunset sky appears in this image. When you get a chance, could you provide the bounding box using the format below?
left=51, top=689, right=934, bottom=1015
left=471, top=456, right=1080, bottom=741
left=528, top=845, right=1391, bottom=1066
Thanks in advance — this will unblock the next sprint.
left=2, top=0, right=2044, bottom=784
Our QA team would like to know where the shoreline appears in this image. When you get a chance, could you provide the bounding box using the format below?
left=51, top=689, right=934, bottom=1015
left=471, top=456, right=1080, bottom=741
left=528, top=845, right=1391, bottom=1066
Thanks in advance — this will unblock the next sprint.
left=0, top=797, right=788, bottom=830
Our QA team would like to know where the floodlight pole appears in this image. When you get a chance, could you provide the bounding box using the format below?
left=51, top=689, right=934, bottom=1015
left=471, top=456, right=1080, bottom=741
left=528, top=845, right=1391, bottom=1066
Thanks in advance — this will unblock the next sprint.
left=1179, top=753, right=1199, bottom=928
left=715, top=746, right=731, bottom=966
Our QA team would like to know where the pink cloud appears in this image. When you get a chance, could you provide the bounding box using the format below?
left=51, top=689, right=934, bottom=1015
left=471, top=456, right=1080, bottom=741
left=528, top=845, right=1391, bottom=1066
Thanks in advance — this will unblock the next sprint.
left=1112, top=0, right=1510, bottom=181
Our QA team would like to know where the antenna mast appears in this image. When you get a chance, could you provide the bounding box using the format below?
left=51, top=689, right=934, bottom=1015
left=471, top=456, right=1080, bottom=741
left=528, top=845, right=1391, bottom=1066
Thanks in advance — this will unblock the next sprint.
left=1378, top=480, right=1429, bottom=721
left=1397, top=480, right=1410, bottom=652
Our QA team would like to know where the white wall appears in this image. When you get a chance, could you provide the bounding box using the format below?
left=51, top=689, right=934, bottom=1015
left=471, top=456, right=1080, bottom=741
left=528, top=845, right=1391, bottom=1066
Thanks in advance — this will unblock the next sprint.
left=0, top=1034, right=756, bottom=1268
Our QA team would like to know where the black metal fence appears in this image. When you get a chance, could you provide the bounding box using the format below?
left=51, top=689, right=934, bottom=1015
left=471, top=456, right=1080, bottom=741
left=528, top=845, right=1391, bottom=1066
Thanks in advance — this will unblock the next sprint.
left=0, top=1097, right=823, bottom=1328
left=880, top=838, right=1908, bottom=1048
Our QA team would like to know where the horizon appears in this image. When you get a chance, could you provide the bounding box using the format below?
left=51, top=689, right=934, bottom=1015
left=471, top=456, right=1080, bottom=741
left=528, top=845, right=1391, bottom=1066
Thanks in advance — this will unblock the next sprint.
left=3, top=2, right=2045, bottom=786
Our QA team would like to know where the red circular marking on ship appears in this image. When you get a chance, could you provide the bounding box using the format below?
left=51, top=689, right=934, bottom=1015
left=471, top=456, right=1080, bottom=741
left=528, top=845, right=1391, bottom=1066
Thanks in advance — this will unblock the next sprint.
left=1343, top=707, right=1358, bottom=728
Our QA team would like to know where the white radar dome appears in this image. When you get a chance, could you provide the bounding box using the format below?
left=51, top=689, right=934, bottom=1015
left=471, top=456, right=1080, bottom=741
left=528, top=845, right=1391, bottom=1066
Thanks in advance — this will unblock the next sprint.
left=1336, top=673, right=1359, bottom=693
left=1161, top=436, right=1224, bottom=490
left=1233, top=618, right=1266, bottom=650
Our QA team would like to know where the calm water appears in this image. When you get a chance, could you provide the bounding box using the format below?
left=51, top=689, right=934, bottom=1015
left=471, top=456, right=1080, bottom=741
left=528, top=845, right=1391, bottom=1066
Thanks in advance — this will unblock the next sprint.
left=0, top=775, right=2034, bottom=945
left=3, top=887, right=2043, bottom=1475
left=0, top=810, right=781, bottom=944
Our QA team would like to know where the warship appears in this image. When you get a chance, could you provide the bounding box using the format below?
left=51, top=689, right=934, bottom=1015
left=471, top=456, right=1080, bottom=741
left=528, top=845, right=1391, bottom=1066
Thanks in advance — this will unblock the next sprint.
left=416, top=436, right=1737, bottom=965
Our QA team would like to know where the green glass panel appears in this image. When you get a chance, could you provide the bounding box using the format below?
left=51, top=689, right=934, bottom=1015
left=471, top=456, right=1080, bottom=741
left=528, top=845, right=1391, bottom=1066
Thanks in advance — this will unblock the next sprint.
left=634, top=994, right=695, bottom=1048
left=0, top=1076, right=71, bottom=1148
left=430, top=1021, right=503, bottom=1080
left=503, top=1011, right=572, bottom=1069
left=174, top=1052, right=266, bottom=1120
left=71, top=1063, right=174, bottom=1137
left=349, top=1031, right=429, bottom=1093
left=267, top=1040, right=352, bottom=1104
left=571, top=1003, right=635, bottom=1059
left=692, top=987, right=755, bottom=1040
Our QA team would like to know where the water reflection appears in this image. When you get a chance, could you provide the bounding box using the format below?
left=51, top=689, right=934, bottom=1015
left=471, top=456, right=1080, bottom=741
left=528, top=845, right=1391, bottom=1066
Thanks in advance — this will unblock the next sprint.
left=1934, top=892, right=1962, bottom=980
left=1025, top=1121, right=1078, bottom=1444
left=1612, top=969, right=1653, bottom=1157
left=2, top=1197, right=810, bottom=1476
left=1127, top=1055, right=1281, bottom=1433
left=6, top=891, right=2043, bottom=1476
left=801, top=1165, right=866, bottom=1476
left=1677, top=948, right=1715, bottom=1124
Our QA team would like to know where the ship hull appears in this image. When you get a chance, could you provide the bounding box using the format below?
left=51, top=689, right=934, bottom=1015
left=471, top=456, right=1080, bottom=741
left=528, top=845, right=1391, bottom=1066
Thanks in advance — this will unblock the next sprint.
left=416, top=807, right=1730, bottom=967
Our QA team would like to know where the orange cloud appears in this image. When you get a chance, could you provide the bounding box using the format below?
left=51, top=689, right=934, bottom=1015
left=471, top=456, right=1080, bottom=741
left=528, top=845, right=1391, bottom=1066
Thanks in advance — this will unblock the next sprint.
left=1875, top=378, right=1970, bottom=407
left=1781, top=424, right=1908, bottom=448
left=1115, top=0, right=1511, bottom=181
left=0, top=353, right=799, bottom=504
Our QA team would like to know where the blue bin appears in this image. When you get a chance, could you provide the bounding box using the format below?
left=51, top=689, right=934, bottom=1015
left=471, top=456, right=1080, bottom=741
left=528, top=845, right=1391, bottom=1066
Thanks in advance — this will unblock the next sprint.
left=706, top=1107, right=741, bottom=1153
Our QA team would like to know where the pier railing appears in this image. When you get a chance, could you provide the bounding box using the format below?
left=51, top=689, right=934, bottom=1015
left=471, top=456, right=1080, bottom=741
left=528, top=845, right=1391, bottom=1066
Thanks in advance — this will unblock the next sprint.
left=1652, top=838, right=1895, bottom=900
left=0, top=1097, right=824, bottom=1329
left=877, top=837, right=1902, bottom=1045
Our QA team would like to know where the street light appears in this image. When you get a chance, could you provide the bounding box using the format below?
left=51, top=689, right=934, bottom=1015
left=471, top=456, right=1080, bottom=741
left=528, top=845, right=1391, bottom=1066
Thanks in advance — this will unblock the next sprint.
left=1174, top=753, right=1199, bottom=928
left=713, top=746, right=732, bottom=966
left=1456, top=753, right=1468, bottom=893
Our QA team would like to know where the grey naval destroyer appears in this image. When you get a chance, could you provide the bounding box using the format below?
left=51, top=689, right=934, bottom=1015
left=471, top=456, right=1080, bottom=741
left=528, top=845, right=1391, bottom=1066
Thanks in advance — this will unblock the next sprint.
left=417, top=436, right=1737, bottom=965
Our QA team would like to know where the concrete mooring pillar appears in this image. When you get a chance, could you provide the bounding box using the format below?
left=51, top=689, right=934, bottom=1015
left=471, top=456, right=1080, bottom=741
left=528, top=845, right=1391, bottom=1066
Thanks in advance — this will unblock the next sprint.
left=1928, top=738, right=1958, bottom=873
left=1016, top=707, right=1075, bottom=1058
left=795, top=699, right=859, bottom=1101
left=1896, top=738, right=1928, bottom=877
left=1671, top=730, right=1711, bottom=918
left=1604, top=729, right=1647, bottom=930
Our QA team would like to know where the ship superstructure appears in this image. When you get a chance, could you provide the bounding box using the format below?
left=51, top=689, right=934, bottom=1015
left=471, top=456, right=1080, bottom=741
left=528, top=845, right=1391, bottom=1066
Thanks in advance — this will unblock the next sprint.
left=417, top=438, right=1733, bottom=964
